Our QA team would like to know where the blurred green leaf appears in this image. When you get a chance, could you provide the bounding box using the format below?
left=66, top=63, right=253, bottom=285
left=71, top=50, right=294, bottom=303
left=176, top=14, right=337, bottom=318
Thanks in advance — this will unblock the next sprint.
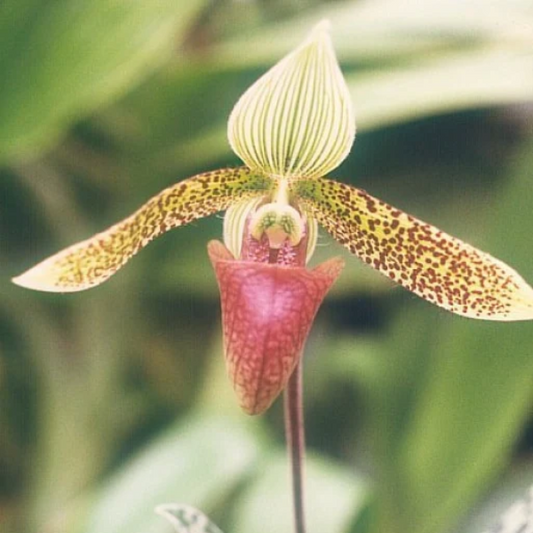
left=349, top=48, right=533, bottom=131
left=156, top=503, right=224, bottom=533
left=478, top=486, right=533, bottom=533
left=213, top=0, right=533, bottom=67
left=80, top=415, right=267, bottom=533
left=456, top=459, right=533, bottom=532
left=230, top=451, right=369, bottom=533
left=0, top=0, right=207, bottom=162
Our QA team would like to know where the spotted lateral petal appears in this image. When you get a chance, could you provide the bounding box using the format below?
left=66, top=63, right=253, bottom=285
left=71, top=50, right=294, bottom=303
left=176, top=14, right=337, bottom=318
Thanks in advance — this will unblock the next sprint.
left=13, top=168, right=270, bottom=292
left=228, top=20, right=355, bottom=180
left=295, top=178, right=533, bottom=321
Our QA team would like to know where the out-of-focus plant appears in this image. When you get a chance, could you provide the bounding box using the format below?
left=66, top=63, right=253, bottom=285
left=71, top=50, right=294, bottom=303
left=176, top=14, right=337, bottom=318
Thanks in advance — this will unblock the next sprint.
left=156, top=503, right=224, bottom=533
left=3, top=2, right=533, bottom=533
left=11, top=19, right=533, bottom=533
left=0, top=0, right=208, bottom=161
left=480, top=486, right=533, bottom=533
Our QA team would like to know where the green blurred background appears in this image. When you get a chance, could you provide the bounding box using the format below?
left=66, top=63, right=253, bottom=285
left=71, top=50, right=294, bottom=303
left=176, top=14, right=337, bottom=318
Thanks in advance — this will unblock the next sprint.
left=1, top=1, right=533, bottom=532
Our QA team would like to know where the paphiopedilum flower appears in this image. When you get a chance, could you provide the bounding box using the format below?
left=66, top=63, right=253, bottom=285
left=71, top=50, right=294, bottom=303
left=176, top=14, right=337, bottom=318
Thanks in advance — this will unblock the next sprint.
left=13, top=21, right=533, bottom=415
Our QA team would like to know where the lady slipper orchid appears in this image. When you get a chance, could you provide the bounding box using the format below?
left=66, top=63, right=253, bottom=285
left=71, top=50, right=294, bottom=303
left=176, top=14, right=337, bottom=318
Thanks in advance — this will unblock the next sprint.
left=13, top=21, right=533, bottom=411
left=12, top=21, right=533, bottom=533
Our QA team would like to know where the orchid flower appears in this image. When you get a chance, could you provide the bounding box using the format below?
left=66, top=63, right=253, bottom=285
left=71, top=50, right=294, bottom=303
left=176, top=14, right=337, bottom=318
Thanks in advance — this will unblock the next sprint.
left=13, top=21, right=533, bottom=533
left=13, top=21, right=533, bottom=414
left=12, top=21, right=533, bottom=411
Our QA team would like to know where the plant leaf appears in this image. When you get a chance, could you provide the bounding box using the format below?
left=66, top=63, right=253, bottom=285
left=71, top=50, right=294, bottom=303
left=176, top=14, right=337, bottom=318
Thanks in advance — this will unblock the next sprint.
left=213, top=0, right=533, bottom=67
left=156, top=504, right=224, bottom=533
left=79, top=415, right=266, bottom=533
left=230, top=452, right=369, bottom=533
left=0, top=0, right=207, bottom=162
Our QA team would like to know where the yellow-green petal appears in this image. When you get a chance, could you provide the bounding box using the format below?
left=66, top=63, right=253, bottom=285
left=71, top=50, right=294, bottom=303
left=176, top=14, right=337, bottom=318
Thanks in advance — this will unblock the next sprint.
left=294, top=178, right=533, bottom=321
left=13, top=167, right=269, bottom=293
left=228, top=20, right=355, bottom=180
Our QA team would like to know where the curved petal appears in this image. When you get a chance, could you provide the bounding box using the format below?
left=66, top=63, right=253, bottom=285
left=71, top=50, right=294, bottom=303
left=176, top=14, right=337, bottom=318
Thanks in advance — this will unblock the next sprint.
left=13, top=168, right=270, bottom=292
left=228, top=20, right=355, bottom=180
left=294, top=178, right=533, bottom=321
left=223, top=196, right=264, bottom=259
left=208, top=240, right=344, bottom=415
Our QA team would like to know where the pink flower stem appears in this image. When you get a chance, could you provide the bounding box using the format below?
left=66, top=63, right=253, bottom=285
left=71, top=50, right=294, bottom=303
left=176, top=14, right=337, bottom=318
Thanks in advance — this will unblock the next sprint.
left=284, top=360, right=306, bottom=533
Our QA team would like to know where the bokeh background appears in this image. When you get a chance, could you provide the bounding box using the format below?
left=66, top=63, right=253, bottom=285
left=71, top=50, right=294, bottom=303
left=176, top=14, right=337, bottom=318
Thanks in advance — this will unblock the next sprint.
left=1, top=1, right=533, bottom=532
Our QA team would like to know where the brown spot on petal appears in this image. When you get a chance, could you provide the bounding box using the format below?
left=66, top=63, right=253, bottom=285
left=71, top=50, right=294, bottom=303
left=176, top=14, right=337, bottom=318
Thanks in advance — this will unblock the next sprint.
left=294, top=178, right=533, bottom=321
left=13, top=167, right=270, bottom=292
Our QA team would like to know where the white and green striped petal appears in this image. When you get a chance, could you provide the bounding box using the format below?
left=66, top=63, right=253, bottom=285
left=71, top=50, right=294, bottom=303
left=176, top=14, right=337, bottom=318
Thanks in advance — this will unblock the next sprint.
left=223, top=196, right=264, bottom=259
left=13, top=168, right=270, bottom=292
left=228, top=20, right=355, bottom=180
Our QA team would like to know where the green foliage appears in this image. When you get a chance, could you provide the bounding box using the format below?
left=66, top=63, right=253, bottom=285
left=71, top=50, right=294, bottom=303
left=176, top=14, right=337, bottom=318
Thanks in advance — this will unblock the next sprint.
left=156, top=503, right=225, bottom=533
left=81, top=415, right=266, bottom=533
left=230, top=452, right=368, bottom=533
left=1, top=1, right=533, bottom=533
left=0, top=0, right=207, bottom=161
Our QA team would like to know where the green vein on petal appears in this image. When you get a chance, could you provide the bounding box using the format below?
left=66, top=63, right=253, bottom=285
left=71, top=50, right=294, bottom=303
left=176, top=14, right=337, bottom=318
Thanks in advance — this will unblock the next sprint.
left=228, top=20, right=355, bottom=180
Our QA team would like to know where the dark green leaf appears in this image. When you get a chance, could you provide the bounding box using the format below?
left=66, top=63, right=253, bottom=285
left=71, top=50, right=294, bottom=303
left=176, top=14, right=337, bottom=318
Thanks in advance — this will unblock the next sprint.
left=0, top=0, right=206, bottom=162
